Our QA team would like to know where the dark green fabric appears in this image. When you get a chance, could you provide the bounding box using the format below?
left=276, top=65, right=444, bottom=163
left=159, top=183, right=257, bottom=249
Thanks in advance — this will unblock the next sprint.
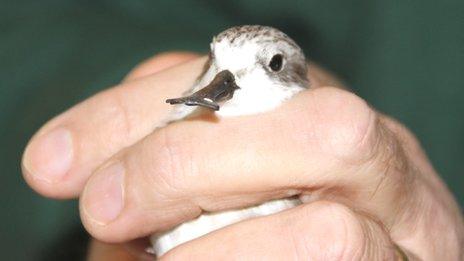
left=1, top=1, right=463, bottom=260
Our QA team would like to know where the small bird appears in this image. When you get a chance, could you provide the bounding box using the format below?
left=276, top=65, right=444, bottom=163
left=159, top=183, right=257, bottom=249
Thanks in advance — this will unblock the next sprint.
left=150, top=25, right=310, bottom=257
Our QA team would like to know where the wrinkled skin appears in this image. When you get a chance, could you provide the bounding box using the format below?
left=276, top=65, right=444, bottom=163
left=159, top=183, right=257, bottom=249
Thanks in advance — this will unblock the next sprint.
left=22, top=52, right=464, bottom=260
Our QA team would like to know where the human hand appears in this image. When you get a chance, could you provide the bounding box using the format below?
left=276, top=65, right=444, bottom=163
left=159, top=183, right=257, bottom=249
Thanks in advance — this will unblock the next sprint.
left=22, top=52, right=464, bottom=260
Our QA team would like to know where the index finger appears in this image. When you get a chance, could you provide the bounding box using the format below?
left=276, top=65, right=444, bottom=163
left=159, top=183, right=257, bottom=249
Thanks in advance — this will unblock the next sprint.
left=22, top=56, right=207, bottom=198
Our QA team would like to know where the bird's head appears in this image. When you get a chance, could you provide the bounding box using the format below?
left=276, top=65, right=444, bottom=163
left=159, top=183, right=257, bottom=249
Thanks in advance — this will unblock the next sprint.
left=167, top=25, right=309, bottom=116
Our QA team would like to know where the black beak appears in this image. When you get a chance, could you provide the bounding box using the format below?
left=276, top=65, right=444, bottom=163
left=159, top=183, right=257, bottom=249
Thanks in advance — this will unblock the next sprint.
left=166, top=70, right=240, bottom=111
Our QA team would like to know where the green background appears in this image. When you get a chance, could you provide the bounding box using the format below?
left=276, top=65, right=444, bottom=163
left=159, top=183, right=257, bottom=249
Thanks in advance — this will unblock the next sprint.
left=1, top=1, right=463, bottom=260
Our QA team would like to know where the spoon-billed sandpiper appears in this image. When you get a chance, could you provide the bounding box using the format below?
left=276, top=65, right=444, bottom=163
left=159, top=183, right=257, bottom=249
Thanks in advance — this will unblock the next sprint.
left=151, top=25, right=310, bottom=257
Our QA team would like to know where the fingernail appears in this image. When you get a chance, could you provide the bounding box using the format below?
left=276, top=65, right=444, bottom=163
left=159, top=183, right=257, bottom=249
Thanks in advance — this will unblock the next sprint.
left=23, top=128, right=74, bottom=183
left=83, top=162, right=125, bottom=225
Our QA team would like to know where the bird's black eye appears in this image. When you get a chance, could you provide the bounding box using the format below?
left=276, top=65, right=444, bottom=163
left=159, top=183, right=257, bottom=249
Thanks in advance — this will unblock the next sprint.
left=269, top=54, right=283, bottom=72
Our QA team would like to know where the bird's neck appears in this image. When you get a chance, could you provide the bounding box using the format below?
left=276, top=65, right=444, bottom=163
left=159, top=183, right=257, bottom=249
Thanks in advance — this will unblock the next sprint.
left=216, top=82, right=304, bottom=117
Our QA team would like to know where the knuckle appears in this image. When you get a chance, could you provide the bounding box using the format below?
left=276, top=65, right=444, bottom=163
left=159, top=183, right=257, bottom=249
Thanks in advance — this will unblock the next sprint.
left=308, top=87, right=377, bottom=162
left=143, top=126, right=194, bottom=197
left=369, top=121, right=412, bottom=192
left=291, top=201, right=365, bottom=260
left=91, top=89, right=135, bottom=148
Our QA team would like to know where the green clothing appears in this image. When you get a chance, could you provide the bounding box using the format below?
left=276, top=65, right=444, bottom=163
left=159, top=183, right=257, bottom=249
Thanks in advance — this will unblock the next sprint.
left=1, top=1, right=463, bottom=260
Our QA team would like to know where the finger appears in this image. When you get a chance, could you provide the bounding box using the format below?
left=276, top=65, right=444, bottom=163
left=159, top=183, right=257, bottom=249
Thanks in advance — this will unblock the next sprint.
left=80, top=87, right=414, bottom=242
left=22, top=55, right=207, bottom=199
left=163, top=201, right=400, bottom=260
left=124, top=51, right=199, bottom=82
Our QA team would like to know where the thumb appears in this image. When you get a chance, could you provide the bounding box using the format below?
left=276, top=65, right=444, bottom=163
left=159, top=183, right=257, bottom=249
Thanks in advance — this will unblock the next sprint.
left=162, top=201, right=409, bottom=260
